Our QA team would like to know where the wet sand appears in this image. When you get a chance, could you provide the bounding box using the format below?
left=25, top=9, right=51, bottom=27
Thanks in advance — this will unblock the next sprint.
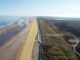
left=0, top=25, right=28, bottom=60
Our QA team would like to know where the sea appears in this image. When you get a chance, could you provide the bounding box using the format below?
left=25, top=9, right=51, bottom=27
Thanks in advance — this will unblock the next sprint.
left=0, top=16, right=27, bottom=28
left=0, top=16, right=17, bottom=26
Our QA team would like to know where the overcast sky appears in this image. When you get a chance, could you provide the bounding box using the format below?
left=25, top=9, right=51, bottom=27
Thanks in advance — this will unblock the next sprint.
left=0, top=0, right=80, bottom=17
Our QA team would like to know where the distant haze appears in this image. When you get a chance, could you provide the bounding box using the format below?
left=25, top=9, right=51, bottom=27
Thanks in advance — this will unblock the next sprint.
left=0, top=0, right=80, bottom=17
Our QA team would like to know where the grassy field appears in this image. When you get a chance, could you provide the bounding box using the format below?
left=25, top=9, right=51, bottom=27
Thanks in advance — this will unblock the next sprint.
left=38, top=20, right=79, bottom=60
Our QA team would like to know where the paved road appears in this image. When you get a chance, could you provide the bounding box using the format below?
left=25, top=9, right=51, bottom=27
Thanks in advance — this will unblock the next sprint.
left=37, top=20, right=44, bottom=60
left=33, top=35, right=39, bottom=60
left=38, top=32, right=44, bottom=60
left=33, top=32, right=44, bottom=60
left=74, top=40, right=80, bottom=56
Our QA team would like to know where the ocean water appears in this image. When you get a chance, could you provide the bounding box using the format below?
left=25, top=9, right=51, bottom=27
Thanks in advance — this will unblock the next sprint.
left=0, top=16, right=26, bottom=27
left=0, top=16, right=17, bottom=26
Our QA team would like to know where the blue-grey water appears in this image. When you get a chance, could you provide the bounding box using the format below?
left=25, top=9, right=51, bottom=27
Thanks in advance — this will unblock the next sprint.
left=0, top=16, right=26, bottom=28
left=0, top=16, right=27, bottom=46
left=0, top=16, right=17, bottom=26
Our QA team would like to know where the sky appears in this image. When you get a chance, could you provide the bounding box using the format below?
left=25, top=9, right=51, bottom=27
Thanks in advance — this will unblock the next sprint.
left=0, top=0, right=80, bottom=17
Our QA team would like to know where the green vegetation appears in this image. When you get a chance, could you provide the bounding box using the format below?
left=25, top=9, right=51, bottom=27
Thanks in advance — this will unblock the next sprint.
left=39, top=20, right=79, bottom=60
